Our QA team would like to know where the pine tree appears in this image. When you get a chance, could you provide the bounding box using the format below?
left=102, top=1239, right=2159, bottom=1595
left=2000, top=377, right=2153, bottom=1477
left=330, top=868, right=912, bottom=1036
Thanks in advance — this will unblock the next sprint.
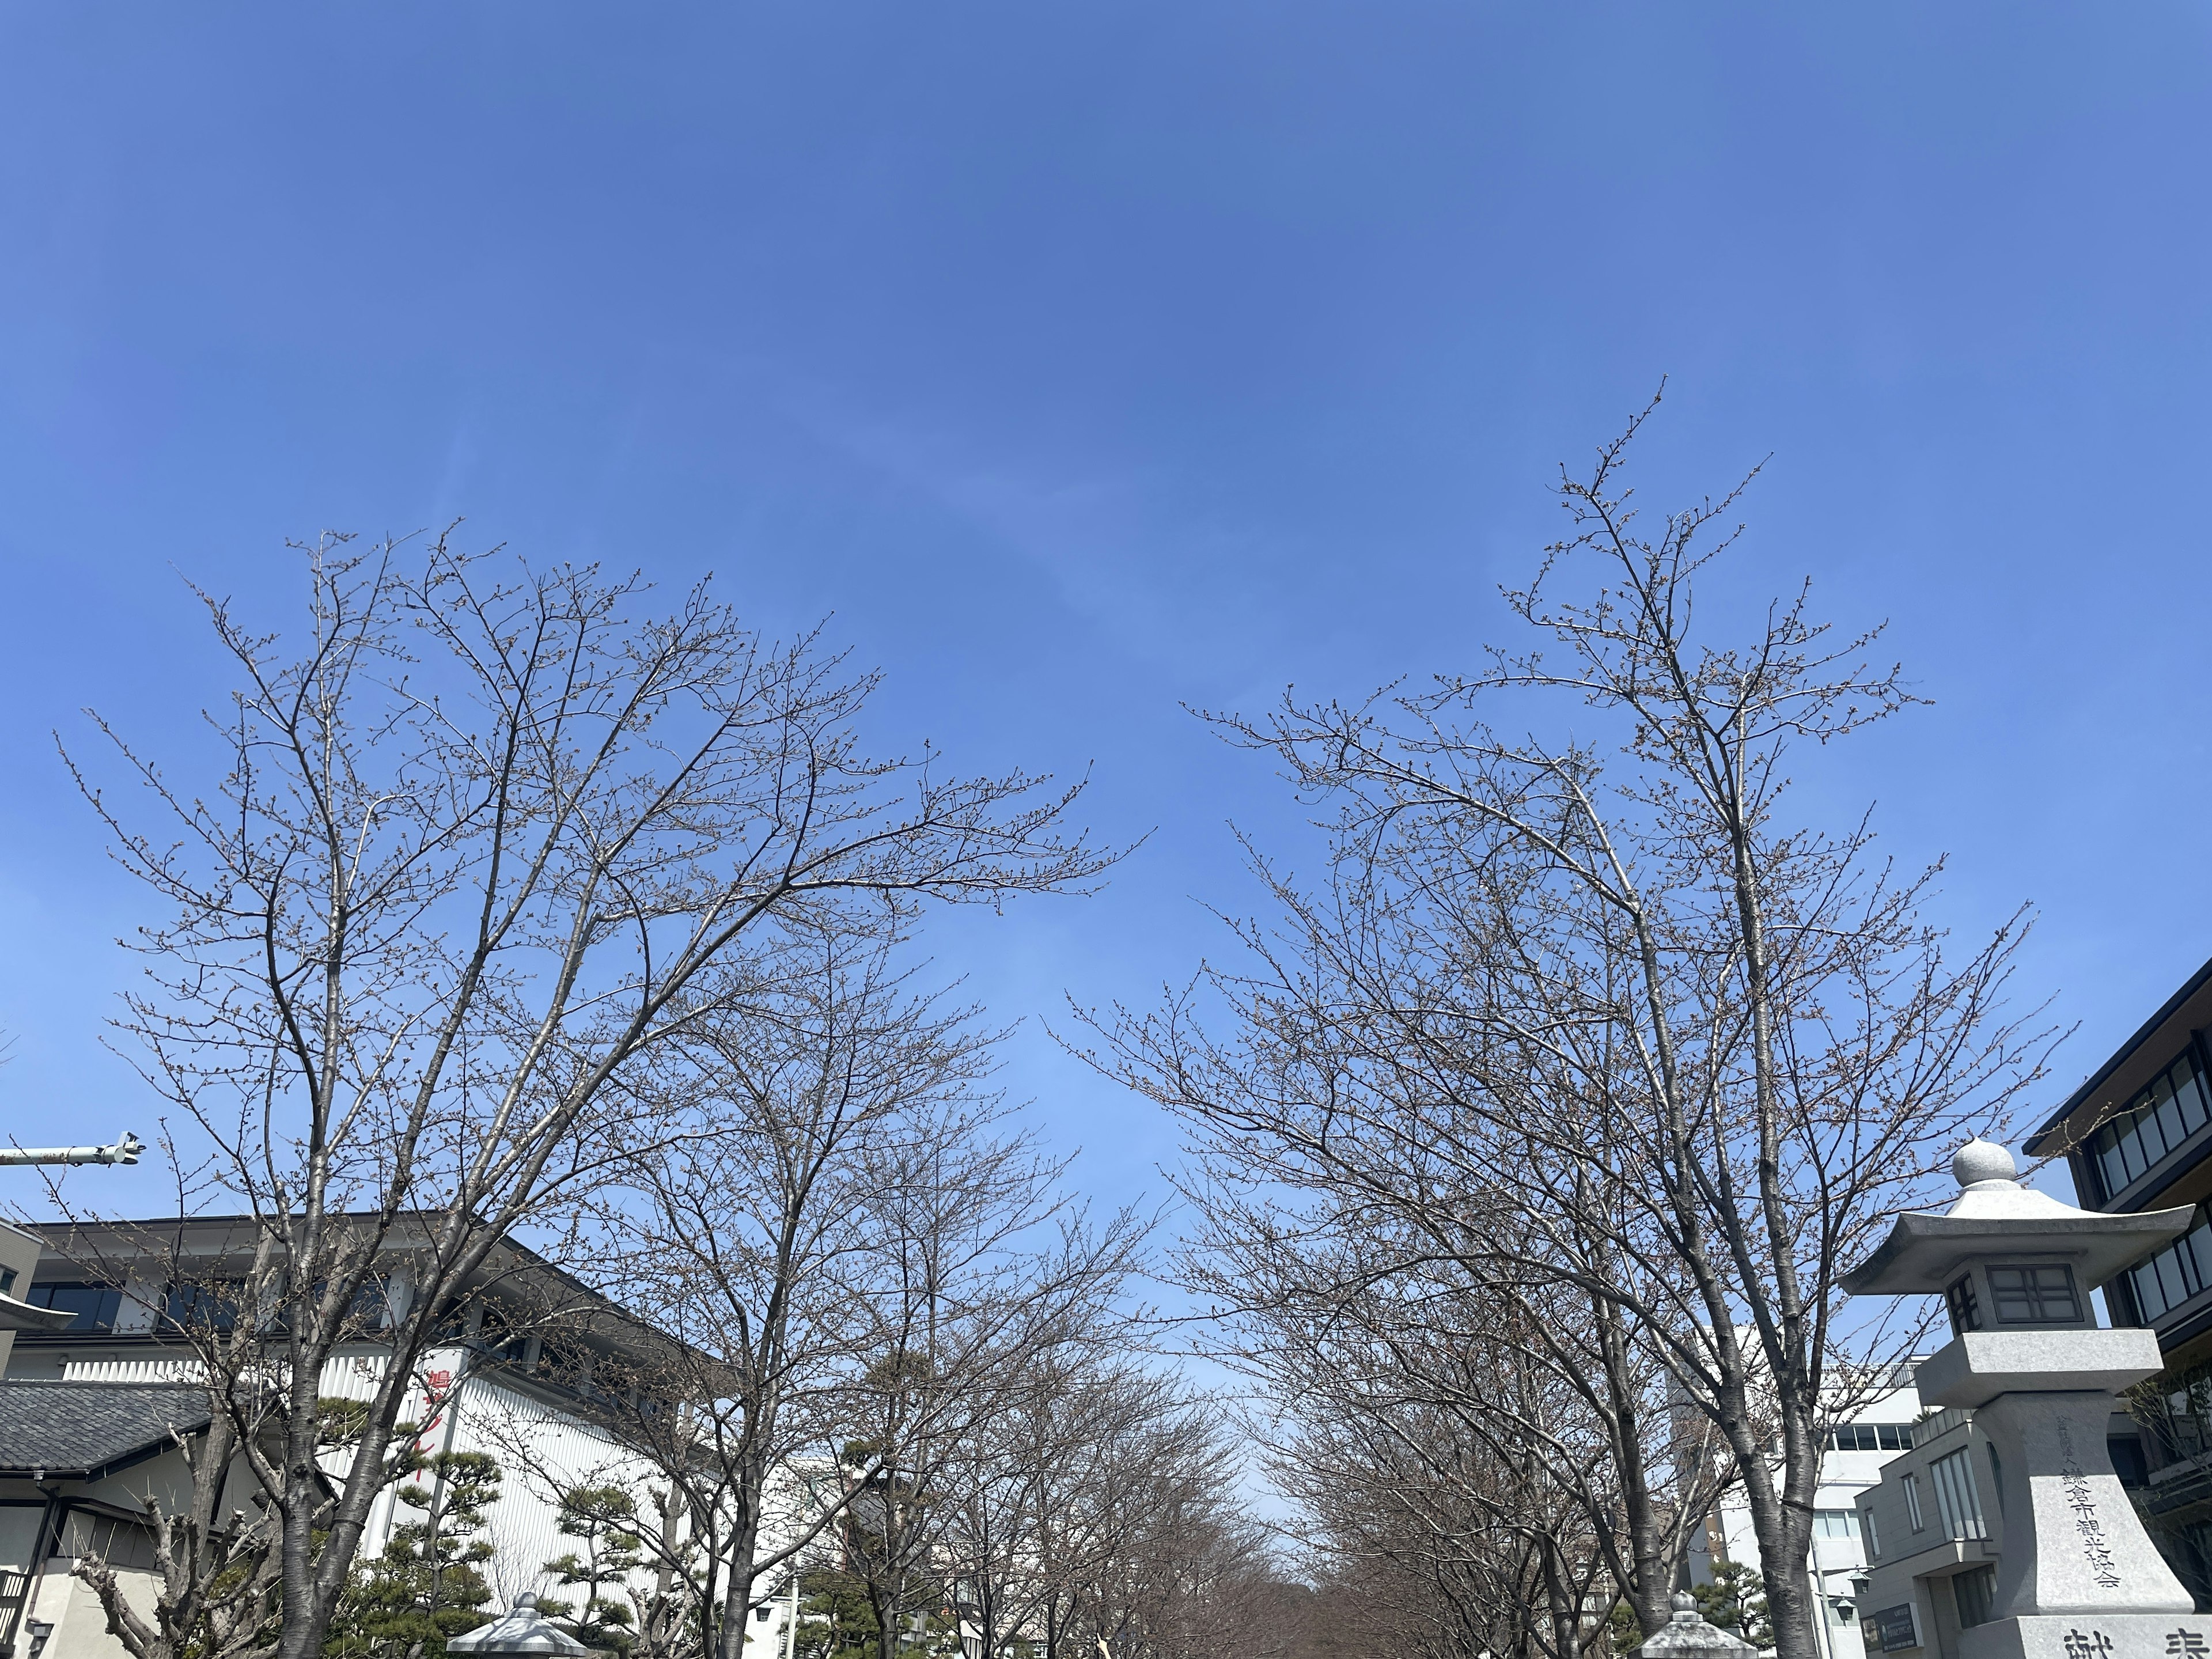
left=540, top=1486, right=643, bottom=1653
left=1694, top=1563, right=1773, bottom=1650
left=793, top=1569, right=881, bottom=1659
left=324, top=1452, right=502, bottom=1659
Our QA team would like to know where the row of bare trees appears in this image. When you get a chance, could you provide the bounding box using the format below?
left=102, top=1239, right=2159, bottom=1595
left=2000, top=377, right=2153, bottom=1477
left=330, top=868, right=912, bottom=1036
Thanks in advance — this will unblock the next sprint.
left=38, top=399, right=2055, bottom=1659
left=467, top=937, right=1306, bottom=1659
left=1088, top=397, right=2055, bottom=1659
left=44, top=535, right=1255, bottom=1659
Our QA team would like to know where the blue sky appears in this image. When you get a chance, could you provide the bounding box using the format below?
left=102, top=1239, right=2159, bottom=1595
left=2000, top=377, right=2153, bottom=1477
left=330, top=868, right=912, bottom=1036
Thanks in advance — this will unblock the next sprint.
left=1, top=3, right=2209, bottom=1219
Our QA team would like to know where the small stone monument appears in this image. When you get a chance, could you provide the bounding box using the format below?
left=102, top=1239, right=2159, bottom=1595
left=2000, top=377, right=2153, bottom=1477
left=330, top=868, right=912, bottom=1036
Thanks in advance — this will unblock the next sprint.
left=1842, top=1138, right=2208, bottom=1659
left=446, top=1595, right=592, bottom=1657
left=1634, top=1593, right=1758, bottom=1658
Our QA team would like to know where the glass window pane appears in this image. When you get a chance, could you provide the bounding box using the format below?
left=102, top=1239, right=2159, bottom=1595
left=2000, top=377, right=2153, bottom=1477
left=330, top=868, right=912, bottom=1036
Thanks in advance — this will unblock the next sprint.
left=2158, top=1249, right=2190, bottom=1312
left=1932, top=1449, right=1987, bottom=1540
left=1955, top=1565, right=1997, bottom=1628
left=2039, top=1264, right=2078, bottom=1316
left=2141, top=1088, right=2170, bottom=1163
left=2179, top=1056, right=2211, bottom=1133
left=2156, top=1075, right=2187, bottom=1158
left=2101, top=1143, right=2130, bottom=1198
left=2189, top=1222, right=2212, bottom=1292
left=2138, top=1262, right=2168, bottom=1321
left=28, top=1282, right=120, bottom=1331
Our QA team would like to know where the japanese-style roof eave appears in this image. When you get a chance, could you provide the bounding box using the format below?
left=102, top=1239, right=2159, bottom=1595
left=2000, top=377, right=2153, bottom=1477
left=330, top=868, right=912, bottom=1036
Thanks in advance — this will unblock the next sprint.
left=2025, top=952, right=2212, bottom=1157
left=0, top=1290, right=74, bottom=1332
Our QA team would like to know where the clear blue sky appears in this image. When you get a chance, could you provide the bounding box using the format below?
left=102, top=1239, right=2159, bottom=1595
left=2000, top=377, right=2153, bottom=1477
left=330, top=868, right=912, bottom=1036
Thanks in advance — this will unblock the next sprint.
left=2, top=4, right=2209, bottom=1215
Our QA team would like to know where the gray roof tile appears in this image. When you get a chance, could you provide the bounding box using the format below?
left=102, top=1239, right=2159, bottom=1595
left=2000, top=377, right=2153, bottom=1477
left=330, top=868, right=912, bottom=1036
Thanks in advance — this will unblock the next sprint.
left=0, top=1381, right=213, bottom=1478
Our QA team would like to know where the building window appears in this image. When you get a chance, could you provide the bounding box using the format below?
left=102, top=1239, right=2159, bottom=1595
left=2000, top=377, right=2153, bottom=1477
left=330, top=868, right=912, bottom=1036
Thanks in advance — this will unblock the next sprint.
left=2127, top=1205, right=2212, bottom=1324
left=1946, top=1274, right=1982, bottom=1335
left=1929, top=1449, right=1988, bottom=1541
left=1831, top=1424, right=1914, bottom=1452
left=25, top=1281, right=122, bottom=1332
left=1988, top=1264, right=2080, bottom=1324
left=2089, top=1047, right=2212, bottom=1201
left=2111, top=1434, right=2149, bottom=1488
left=1860, top=1506, right=1881, bottom=1559
left=1903, top=1471, right=1925, bottom=1532
left=163, top=1281, right=245, bottom=1333
left=1952, top=1565, right=1997, bottom=1629
left=1814, top=1510, right=1862, bottom=1541
left=59, top=1511, right=158, bottom=1571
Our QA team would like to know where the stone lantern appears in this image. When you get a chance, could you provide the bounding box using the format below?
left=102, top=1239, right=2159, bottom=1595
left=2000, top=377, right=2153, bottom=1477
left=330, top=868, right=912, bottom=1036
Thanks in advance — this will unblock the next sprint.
left=1841, top=1139, right=2208, bottom=1659
left=1634, top=1593, right=1758, bottom=1658
left=446, top=1596, right=591, bottom=1657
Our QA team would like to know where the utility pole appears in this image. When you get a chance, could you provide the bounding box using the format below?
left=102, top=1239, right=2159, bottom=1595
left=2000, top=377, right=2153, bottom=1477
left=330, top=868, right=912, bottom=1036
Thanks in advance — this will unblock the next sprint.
left=0, top=1132, right=144, bottom=1166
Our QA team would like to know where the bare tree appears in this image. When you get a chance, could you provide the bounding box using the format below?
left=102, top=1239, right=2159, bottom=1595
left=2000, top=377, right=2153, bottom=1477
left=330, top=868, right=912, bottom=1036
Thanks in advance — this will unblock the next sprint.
left=942, top=1349, right=1214, bottom=1659
left=539, top=933, right=1007, bottom=1659
left=831, top=1148, right=1149, bottom=1659
left=57, top=532, right=1108, bottom=1659
left=514, top=928, right=1153, bottom=1659
left=1162, top=1095, right=1727, bottom=1657
left=1090, top=397, right=2052, bottom=1659
left=1058, top=1422, right=1275, bottom=1659
left=1213, top=1211, right=1716, bottom=1659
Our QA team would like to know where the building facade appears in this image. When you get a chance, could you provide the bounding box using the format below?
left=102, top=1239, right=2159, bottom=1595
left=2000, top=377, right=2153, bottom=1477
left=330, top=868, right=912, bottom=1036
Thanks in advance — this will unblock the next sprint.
left=0, top=1216, right=804, bottom=1659
left=1848, top=1406, right=2018, bottom=1659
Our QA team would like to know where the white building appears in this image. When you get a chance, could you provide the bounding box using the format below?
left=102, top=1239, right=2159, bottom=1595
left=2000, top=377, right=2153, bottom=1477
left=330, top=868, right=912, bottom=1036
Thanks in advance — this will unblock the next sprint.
left=0, top=1216, right=806, bottom=1659
left=1688, top=1370, right=1927, bottom=1659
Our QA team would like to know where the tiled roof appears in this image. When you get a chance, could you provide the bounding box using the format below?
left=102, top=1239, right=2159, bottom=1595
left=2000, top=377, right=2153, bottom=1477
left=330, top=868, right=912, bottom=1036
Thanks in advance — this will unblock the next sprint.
left=0, top=1381, right=211, bottom=1478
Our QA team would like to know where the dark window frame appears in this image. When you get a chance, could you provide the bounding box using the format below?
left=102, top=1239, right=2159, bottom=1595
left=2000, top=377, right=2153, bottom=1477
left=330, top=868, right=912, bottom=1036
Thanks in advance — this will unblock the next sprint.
left=1987, top=1263, right=2081, bottom=1325
left=26, top=1280, right=124, bottom=1332
left=1946, top=1274, right=1982, bottom=1336
left=2085, top=1037, right=2212, bottom=1205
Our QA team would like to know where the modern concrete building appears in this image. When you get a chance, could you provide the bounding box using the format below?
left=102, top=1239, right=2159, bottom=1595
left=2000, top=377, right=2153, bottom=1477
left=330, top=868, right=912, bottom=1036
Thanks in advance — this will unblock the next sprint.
left=1849, top=1404, right=2005, bottom=1659
left=1689, top=1372, right=1927, bottom=1659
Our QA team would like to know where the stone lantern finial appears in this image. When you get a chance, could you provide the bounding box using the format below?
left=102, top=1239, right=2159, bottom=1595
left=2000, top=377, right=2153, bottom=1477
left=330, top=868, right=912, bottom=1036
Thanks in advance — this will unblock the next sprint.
left=1954, top=1137, right=2019, bottom=1187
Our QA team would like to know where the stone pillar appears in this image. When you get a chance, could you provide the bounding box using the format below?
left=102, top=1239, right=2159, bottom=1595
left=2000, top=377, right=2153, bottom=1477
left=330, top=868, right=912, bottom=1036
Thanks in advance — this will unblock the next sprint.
left=1974, top=1392, right=2189, bottom=1623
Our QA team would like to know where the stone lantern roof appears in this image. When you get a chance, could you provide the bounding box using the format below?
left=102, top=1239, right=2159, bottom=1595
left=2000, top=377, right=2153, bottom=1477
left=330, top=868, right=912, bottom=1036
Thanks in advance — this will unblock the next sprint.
left=1633, top=1594, right=1757, bottom=1657
left=447, top=1596, right=591, bottom=1657
left=1837, top=1139, right=2193, bottom=1297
